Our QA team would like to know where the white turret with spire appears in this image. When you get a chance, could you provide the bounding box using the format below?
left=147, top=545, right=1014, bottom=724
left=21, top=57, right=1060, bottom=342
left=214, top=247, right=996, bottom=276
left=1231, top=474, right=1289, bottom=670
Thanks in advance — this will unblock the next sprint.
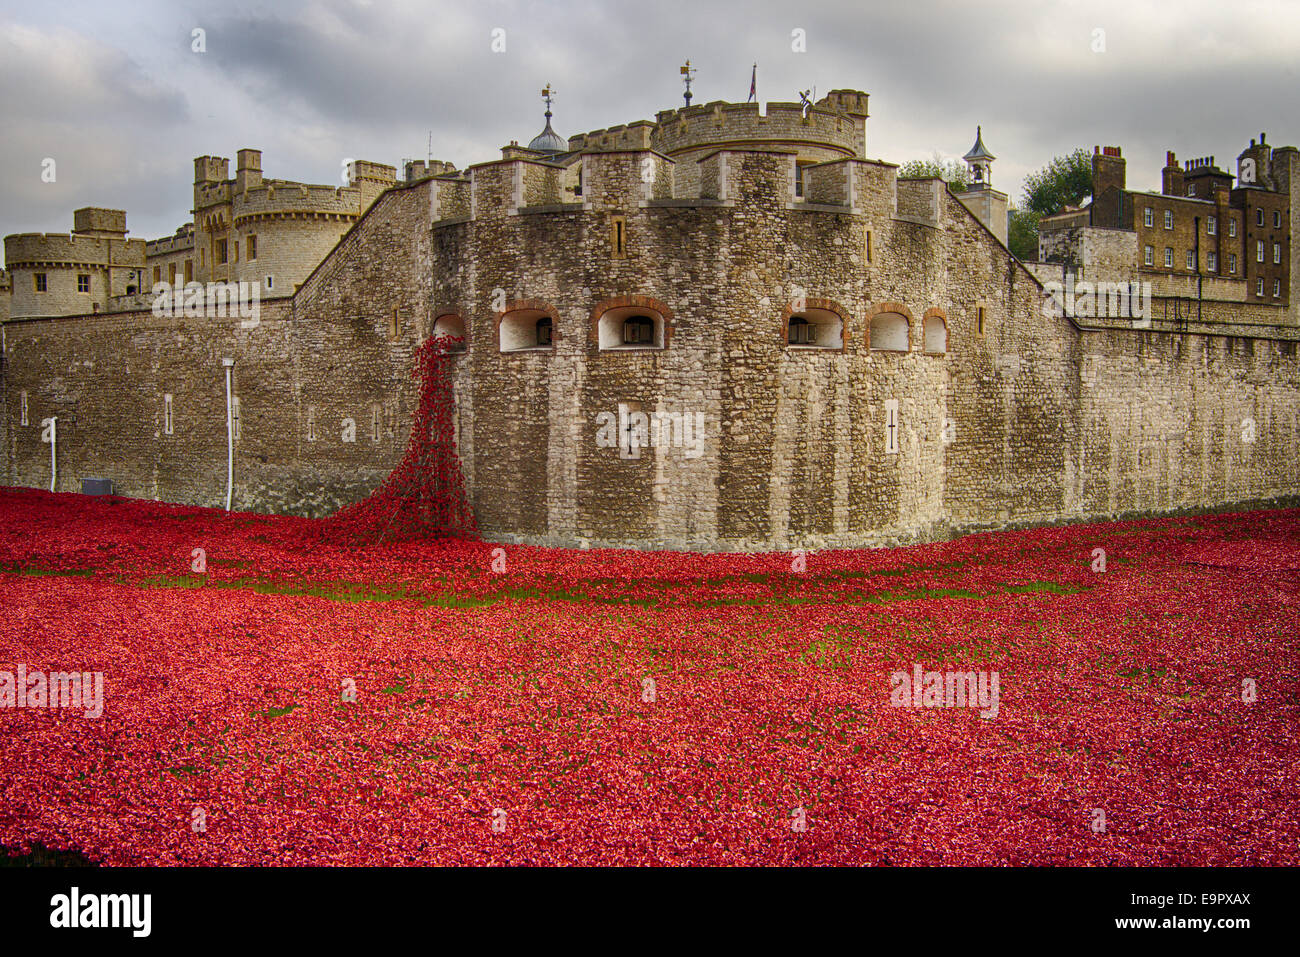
left=964, top=125, right=996, bottom=187
left=954, top=125, right=1009, bottom=248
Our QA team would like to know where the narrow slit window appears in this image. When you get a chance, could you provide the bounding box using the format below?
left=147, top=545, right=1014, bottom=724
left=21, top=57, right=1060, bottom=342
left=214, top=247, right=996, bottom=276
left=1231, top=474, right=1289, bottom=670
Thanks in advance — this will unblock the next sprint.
left=976, top=306, right=986, bottom=337
left=231, top=396, right=241, bottom=440
left=20, top=391, right=29, bottom=426
left=611, top=216, right=627, bottom=258
left=371, top=404, right=382, bottom=441
left=163, top=393, right=174, bottom=435
left=306, top=406, right=316, bottom=442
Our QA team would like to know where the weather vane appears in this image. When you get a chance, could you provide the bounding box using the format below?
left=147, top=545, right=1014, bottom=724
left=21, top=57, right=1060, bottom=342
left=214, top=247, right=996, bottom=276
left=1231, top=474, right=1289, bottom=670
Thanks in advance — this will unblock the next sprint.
left=541, top=84, right=555, bottom=119
left=798, top=88, right=812, bottom=118
left=680, top=60, right=696, bottom=107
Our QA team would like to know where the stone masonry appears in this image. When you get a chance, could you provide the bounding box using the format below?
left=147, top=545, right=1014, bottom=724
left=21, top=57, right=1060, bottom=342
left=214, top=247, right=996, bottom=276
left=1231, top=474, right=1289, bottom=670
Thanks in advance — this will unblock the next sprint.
left=3, top=90, right=1298, bottom=550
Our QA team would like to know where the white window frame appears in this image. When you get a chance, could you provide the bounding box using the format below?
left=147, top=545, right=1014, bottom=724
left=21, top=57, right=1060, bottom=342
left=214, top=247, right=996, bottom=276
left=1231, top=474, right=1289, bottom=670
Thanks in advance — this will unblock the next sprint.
left=1208, top=251, right=1218, bottom=272
left=1207, top=216, right=1217, bottom=235
left=1186, top=250, right=1195, bottom=270
left=1229, top=220, right=1237, bottom=238
left=1164, top=247, right=1174, bottom=268
left=1144, top=207, right=1153, bottom=228
left=1164, top=210, right=1174, bottom=229
left=1256, top=278, right=1264, bottom=297
left=1274, top=243, right=1282, bottom=265
left=1257, top=240, right=1265, bottom=263
left=1274, top=278, right=1281, bottom=298
left=1144, top=245, right=1154, bottom=266
left=1229, top=253, right=1237, bottom=273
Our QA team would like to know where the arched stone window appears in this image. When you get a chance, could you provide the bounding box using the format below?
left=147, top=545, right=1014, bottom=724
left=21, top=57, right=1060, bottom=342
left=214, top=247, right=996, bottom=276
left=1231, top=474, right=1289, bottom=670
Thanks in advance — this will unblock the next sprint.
left=922, top=308, right=948, bottom=355
left=496, top=300, right=558, bottom=353
left=592, top=295, right=673, bottom=351
left=783, top=299, right=847, bottom=350
left=432, top=313, right=467, bottom=352
left=867, top=303, right=912, bottom=352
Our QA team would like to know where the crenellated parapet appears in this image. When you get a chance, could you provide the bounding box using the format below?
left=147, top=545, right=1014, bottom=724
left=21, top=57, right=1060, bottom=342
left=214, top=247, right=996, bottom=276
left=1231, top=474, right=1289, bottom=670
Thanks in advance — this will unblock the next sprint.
left=567, top=121, right=655, bottom=154
left=446, top=147, right=911, bottom=222
left=231, top=181, right=365, bottom=227
left=4, top=232, right=145, bottom=269
left=650, top=94, right=866, bottom=163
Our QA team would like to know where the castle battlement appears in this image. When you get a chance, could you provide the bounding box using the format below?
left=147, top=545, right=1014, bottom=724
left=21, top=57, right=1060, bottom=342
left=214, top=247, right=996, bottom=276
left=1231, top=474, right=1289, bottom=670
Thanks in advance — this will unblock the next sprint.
left=651, top=94, right=867, bottom=160
left=146, top=226, right=195, bottom=256
left=567, top=121, right=655, bottom=153
left=232, top=181, right=364, bottom=222
left=450, top=148, right=901, bottom=220
left=564, top=91, right=870, bottom=167
left=4, top=232, right=146, bottom=267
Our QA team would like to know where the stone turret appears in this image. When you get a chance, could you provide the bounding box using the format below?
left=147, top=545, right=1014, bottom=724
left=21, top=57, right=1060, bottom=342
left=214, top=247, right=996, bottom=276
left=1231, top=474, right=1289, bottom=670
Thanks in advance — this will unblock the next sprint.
left=955, top=127, right=1008, bottom=247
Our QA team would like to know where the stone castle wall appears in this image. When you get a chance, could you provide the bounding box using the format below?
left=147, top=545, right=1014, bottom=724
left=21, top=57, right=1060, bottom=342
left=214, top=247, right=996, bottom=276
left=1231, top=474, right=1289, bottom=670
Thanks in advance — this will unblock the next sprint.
left=3, top=148, right=1298, bottom=550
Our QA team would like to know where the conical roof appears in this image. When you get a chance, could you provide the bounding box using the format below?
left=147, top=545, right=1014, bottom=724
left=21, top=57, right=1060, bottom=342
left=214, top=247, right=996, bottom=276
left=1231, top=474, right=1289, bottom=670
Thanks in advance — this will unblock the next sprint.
left=964, top=126, right=995, bottom=162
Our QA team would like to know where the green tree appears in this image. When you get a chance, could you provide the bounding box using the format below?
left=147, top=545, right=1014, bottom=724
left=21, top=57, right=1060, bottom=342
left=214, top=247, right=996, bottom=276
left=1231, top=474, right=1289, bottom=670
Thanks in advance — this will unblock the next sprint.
left=897, top=154, right=970, bottom=192
left=1022, top=148, right=1092, bottom=216
left=1007, top=207, right=1041, bottom=261
left=1010, top=148, right=1092, bottom=259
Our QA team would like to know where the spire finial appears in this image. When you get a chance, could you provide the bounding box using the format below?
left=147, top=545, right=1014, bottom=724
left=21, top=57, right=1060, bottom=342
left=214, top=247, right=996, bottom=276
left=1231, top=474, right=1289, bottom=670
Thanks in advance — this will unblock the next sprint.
left=541, top=84, right=555, bottom=121
left=680, top=60, right=696, bottom=107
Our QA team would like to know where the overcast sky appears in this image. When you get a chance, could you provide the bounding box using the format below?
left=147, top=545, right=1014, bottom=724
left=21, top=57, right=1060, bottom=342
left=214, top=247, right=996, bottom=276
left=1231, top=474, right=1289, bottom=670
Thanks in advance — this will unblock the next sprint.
left=2, top=0, right=1297, bottom=249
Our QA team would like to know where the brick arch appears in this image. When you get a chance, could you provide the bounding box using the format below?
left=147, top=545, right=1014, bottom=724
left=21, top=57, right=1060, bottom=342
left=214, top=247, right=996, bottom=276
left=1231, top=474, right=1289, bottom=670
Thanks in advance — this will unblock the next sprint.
left=780, top=297, right=850, bottom=352
left=590, top=294, right=675, bottom=348
left=432, top=312, right=468, bottom=353
left=922, top=306, right=948, bottom=355
left=865, top=301, right=914, bottom=352
left=495, top=299, right=559, bottom=353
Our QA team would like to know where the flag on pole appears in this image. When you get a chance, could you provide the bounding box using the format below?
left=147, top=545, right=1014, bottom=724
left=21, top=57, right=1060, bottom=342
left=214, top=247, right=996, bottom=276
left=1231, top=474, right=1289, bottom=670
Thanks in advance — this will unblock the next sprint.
left=748, top=63, right=757, bottom=102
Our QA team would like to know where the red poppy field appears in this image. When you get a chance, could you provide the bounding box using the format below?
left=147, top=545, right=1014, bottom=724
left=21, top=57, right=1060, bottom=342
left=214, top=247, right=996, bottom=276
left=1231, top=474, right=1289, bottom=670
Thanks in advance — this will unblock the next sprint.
left=1, top=487, right=1297, bottom=866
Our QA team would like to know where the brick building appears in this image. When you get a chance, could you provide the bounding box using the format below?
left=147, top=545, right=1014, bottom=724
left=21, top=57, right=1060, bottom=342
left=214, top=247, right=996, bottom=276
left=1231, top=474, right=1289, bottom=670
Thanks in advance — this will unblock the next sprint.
left=1037, top=135, right=1297, bottom=322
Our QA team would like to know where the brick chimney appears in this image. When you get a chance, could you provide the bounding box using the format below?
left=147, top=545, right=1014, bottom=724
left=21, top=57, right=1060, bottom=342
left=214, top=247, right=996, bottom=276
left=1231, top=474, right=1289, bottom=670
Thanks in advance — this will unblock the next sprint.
left=1091, top=145, right=1126, bottom=201
left=1162, top=151, right=1184, bottom=196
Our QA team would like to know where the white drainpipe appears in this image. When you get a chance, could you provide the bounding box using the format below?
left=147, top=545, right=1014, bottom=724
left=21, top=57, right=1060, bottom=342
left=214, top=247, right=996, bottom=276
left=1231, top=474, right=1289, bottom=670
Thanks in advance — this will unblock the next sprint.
left=49, top=416, right=57, bottom=492
left=222, top=358, right=235, bottom=510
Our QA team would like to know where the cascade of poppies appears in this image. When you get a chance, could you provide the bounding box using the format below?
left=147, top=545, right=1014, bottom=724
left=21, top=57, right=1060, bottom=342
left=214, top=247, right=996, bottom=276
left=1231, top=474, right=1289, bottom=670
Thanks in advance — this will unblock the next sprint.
left=324, top=335, right=477, bottom=544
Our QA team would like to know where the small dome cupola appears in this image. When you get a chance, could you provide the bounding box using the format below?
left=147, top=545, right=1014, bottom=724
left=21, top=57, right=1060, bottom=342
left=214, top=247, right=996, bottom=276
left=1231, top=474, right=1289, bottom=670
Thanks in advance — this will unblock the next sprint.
left=527, top=84, right=567, bottom=155
left=964, top=125, right=996, bottom=187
